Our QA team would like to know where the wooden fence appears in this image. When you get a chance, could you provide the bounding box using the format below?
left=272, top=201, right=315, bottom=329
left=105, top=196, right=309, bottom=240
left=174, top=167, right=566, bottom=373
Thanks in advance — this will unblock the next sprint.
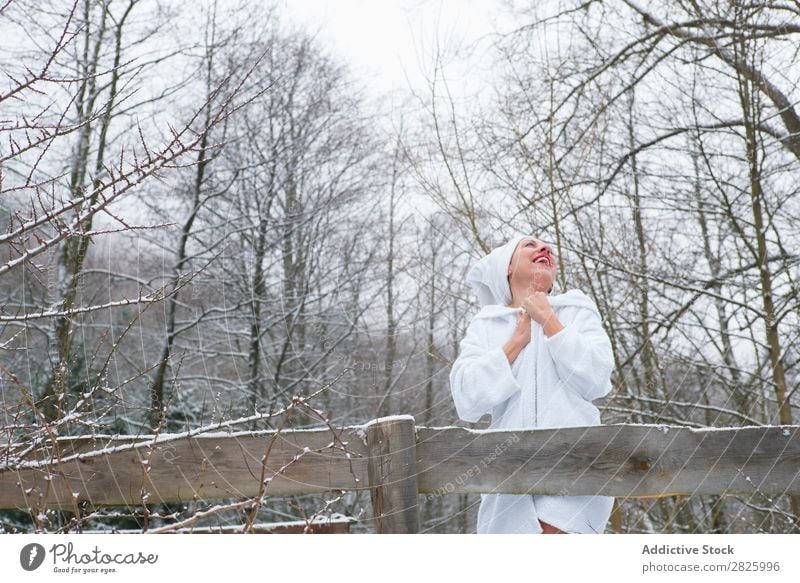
left=1, top=415, right=798, bottom=533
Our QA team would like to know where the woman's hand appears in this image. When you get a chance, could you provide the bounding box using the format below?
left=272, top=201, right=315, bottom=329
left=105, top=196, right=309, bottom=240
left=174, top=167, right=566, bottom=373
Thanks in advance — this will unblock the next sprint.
left=522, top=291, right=565, bottom=337
left=503, top=310, right=531, bottom=364
left=512, top=309, right=532, bottom=345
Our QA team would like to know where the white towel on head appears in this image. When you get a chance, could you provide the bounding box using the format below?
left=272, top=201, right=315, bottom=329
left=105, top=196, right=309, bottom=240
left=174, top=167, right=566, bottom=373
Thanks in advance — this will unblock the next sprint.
left=466, top=234, right=535, bottom=308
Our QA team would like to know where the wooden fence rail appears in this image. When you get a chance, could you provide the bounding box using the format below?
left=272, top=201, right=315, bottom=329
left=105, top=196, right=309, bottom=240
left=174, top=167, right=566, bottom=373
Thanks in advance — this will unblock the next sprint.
left=2, top=416, right=799, bottom=533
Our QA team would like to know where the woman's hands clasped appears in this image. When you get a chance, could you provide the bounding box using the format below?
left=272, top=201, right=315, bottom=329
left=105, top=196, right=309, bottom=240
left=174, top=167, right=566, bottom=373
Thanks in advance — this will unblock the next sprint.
left=512, top=309, right=532, bottom=346
left=504, top=310, right=531, bottom=365
left=522, top=291, right=554, bottom=326
left=505, top=292, right=564, bottom=364
left=522, top=291, right=564, bottom=338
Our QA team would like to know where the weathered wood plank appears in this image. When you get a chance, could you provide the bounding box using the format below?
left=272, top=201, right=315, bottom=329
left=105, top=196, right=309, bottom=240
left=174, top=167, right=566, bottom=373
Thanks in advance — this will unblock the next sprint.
left=415, top=424, right=800, bottom=497
left=0, top=427, right=369, bottom=510
left=366, top=416, right=419, bottom=533
left=3, top=422, right=798, bottom=511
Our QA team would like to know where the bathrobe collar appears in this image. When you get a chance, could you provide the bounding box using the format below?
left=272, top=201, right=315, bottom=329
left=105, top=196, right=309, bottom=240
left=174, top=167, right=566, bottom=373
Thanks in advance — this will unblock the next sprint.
left=473, top=289, right=601, bottom=320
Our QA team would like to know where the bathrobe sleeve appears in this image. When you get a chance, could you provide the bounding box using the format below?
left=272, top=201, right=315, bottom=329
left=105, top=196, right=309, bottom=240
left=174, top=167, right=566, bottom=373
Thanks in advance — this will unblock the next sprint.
left=449, top=318, right=522, bottom=423
left=543, top=303, right=614, bottom=402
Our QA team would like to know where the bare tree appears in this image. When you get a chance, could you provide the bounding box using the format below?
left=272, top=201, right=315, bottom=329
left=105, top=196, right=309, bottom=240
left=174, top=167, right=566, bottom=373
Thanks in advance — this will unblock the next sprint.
left=0, top=0, right=268, bottom=532
left=406, top=0, right=800, bottom=532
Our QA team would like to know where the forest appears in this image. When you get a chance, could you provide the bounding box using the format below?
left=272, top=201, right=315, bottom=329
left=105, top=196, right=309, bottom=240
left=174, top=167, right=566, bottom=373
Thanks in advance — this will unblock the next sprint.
left=1, top=0, right=799, bottom=534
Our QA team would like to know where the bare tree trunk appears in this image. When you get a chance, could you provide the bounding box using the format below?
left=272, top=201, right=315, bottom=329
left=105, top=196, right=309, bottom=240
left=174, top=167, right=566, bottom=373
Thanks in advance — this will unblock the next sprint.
left=735, top=27, right=800, bottom=529
left=627, top=90, right=661, bottom=407
left=423, top=217, right=445, bottom=425
left=379, top=138, right=402, bottom=417
left=42, top=0, right=134, bottom=420
left=247, top=213, right=270, bottom=417
left=149, top=6, right=218, bottom=430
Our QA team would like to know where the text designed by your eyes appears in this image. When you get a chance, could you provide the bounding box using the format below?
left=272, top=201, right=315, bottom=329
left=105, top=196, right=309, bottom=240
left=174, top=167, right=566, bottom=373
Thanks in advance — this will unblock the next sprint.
left=642, top=544, right=734, bottom=555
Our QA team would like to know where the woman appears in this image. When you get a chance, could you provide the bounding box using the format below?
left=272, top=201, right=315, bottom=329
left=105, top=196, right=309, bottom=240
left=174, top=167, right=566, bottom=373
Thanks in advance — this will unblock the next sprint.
left=449, top=234, right=615, bottom=534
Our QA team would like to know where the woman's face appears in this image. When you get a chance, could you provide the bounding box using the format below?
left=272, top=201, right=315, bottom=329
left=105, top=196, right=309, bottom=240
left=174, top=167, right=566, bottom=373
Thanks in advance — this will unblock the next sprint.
left=507, top=237, right=557, bottom=293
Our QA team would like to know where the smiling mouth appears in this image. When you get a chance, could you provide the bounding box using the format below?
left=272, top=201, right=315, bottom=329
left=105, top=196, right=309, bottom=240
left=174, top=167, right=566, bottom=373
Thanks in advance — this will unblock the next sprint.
left=532, top=256, right=551, bottom=267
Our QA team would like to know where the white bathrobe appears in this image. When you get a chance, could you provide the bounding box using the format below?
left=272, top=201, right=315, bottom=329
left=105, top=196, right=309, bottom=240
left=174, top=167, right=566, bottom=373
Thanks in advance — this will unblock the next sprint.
left=449, top=236, right=615, bottom=534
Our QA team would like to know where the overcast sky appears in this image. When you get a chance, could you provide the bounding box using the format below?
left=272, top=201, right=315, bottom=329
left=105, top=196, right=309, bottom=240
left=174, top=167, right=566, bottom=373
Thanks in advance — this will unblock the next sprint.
left=279, top=0, right=506, bottom=99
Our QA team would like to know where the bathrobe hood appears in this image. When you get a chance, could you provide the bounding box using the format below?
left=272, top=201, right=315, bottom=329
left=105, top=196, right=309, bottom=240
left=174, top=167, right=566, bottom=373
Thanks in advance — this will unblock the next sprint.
left=466, top=234, right=536, bottom=308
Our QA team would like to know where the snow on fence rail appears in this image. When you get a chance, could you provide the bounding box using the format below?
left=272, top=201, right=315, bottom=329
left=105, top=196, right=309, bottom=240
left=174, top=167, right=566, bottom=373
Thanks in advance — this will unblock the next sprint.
left=1, top=415, right=799, bottom=533
left=110, top=514, right=357, bottom=534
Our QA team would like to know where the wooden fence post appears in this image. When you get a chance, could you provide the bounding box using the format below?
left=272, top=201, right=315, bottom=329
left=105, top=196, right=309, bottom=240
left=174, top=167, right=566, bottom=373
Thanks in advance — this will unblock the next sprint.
left=366, top=415, right=419, bottom=533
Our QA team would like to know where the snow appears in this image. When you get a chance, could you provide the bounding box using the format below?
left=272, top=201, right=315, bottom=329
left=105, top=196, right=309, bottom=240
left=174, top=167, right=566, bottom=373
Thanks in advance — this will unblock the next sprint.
left=255, top=512, right=356, bottom=528
left=353, top=426, right=368, bottom=446
left=362, top=414, right=416, bottom=427
left=105, top=512, right=357, bottom=534
left=6, top=419, right=796, bottom=472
